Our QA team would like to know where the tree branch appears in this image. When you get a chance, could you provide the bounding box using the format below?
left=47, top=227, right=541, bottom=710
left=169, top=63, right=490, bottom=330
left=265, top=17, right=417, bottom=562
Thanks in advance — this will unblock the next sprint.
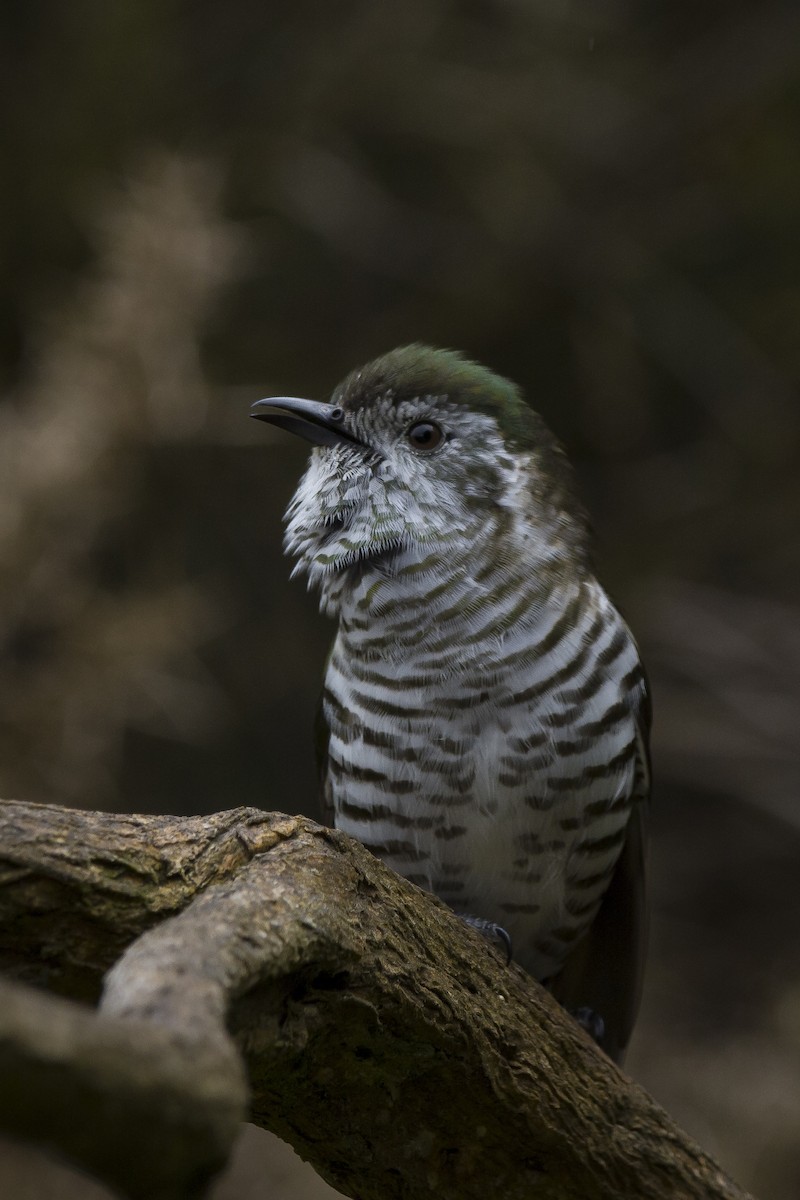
left=0, top=799, right=754, bottom=1200
left=0, top=975, right=244, bottom=1200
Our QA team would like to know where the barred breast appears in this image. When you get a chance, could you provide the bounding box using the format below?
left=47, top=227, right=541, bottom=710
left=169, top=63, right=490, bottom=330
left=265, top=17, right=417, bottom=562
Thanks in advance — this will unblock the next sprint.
left=321, top=566, right=648, bottom=982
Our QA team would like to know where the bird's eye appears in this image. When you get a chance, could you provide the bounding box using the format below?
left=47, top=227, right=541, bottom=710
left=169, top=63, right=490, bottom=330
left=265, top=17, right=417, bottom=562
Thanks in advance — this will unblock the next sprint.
left=406, top=421, right=444, bottom=452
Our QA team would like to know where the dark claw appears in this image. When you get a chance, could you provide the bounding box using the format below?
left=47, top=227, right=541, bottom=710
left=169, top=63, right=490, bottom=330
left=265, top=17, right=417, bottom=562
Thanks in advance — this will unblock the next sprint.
left=459, top=914, right=513, bottom=965
left=571, top=1006, right=606, bottom=1046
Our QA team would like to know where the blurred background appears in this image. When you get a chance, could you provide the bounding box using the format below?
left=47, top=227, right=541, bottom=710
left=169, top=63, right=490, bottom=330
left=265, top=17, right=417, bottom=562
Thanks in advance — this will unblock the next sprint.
left=1, top=2, right=798, bottom=1198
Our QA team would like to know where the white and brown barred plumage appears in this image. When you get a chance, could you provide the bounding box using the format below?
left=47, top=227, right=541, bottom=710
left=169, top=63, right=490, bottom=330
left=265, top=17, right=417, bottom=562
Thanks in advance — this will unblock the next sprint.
left=253, top=345, right=651, bottom=1062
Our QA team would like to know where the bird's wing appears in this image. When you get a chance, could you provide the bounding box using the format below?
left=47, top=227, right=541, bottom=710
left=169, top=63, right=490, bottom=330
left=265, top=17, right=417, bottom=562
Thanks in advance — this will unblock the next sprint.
left=549, top=673, right=651, bottom=1065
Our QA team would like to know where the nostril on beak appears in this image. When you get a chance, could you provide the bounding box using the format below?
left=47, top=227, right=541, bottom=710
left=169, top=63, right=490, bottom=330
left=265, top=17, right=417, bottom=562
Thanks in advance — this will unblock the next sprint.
left=330, top=406, right=344, bottom=423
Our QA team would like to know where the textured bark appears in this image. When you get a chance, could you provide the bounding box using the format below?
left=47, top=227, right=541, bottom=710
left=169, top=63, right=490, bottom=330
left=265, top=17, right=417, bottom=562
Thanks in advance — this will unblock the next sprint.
left=0, top=799, right=754, bottom=1200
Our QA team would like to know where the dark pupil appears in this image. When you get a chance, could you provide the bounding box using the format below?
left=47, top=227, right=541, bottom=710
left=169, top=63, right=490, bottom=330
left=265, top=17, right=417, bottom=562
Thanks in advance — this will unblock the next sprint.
left=409, top=422, right=441, bottom=449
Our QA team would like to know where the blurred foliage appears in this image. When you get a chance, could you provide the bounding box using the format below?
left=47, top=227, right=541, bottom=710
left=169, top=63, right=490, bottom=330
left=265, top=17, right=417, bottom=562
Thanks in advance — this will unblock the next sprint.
left=1, top=2, right=799, bottom=1197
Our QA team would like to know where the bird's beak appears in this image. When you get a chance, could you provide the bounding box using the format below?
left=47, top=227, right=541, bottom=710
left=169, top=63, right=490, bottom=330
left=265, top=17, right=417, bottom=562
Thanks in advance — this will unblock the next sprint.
left=250, top=397, right=364, bottom=450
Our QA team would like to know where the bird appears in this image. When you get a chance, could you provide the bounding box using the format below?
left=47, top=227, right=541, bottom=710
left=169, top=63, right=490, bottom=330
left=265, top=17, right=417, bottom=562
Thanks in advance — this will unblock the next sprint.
left=251, top=344, right=650, bottom=1063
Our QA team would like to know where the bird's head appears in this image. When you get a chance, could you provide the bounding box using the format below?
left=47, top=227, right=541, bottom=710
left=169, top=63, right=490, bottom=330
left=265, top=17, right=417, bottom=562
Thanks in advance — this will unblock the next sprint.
left=252, top=345, right=588, bottom=610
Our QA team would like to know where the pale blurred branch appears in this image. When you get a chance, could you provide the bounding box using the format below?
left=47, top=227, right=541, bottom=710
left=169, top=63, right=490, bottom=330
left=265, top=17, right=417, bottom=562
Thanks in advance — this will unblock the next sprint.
left=0, top=155, right=243, bottom=805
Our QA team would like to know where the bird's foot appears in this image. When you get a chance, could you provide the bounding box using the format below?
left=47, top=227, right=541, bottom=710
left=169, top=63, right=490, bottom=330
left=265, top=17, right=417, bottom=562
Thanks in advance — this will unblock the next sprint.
left=570, top=1006, right=606, bottom=1047
left=459, top=914, right=513, bottom=964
